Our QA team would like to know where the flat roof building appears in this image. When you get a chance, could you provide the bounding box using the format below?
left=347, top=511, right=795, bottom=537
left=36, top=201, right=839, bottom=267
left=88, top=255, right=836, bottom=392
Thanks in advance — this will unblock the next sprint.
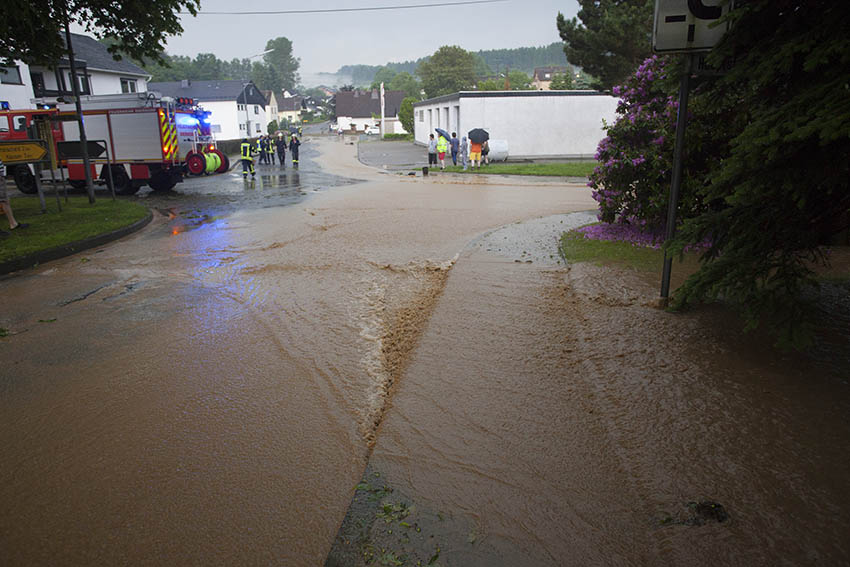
left=413, top=90, right=617, bottom=160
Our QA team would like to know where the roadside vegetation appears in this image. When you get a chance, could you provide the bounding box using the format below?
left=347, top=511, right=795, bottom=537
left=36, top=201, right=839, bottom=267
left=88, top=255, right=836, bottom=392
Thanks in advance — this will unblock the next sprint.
left=563, top=0, right=849, bottom=348
left=0, top=197, right=148, bottom=265
left=381, top=133, right=414, bottom=141
left=443, top=162, right=596, bottom=177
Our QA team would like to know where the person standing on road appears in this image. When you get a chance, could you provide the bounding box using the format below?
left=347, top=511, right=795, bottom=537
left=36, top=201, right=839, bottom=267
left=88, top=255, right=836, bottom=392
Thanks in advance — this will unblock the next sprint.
left=0, top=158, right=29, bottom=237
left=450, top=132, right=460, bottom=166
left=460, top=136, right=469, bottom=171
left=469, top=139, right=482, bottom=170
left=427, top=134, right=437, bottom=169
left=276, top=134, right=287, bottom=167
left=436, top=134, right=448, bottom=170
left=240, top=138, right=256, bottom=179
left=267, top=136, right=276, bottom=165
left=255, top=137, right=266, bottom=165
left=289, top=134, right=301, bottom=168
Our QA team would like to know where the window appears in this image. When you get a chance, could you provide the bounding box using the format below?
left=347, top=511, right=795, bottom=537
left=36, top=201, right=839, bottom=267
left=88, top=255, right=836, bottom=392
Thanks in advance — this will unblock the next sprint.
left=419, top=110, right=424, bottom=122
left=120, top=78, right=137, bottom=93
left=253, top=105, right=259, bottom=115
left=66, top=72, right=90, bottom=95
left=240, top=123, right=246, bottom=131
left=237, top=104, right=245, bottom=111
left=0, top=66, right=23, bottom=85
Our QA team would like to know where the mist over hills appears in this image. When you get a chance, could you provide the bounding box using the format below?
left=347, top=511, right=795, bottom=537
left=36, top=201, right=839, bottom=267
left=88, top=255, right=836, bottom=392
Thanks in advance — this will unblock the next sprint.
left=303, top=43, right=569, bottom=87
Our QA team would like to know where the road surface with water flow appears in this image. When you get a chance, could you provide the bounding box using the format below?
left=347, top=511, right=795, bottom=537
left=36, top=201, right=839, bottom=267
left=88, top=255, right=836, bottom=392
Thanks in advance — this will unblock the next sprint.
left=1, top=136, right=849, bottom=566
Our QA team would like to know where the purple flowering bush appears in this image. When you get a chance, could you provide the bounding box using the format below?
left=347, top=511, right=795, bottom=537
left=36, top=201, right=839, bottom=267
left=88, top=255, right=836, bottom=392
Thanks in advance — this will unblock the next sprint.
left=588, top=56, right=704, bottom=232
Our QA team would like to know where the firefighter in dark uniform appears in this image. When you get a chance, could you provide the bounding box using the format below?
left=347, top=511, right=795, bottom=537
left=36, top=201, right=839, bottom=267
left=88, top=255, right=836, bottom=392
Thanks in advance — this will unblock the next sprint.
left=240, top=138, right=255, bottom=178
left=267, top=135, right=276, bottom=165
left=289, top=133, right=301, bottom=168
left=275, top=134, right=287, bottom=167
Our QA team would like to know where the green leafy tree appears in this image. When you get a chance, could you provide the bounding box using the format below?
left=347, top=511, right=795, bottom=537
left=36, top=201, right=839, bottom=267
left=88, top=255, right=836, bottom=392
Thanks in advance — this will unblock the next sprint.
left=264, top=37, right=300, bottom=92
left=398, top=97, right=416, bottom=134
left=668, top=0, right=850, bottom=347
left=549, top=71, right=573, bottom=89
left=251, top=61, right=279, bottom=92
left=507, top=70, right=532, bottom=90
left=370, top=66, right=398, bottom=89
left=556, top=0, right=652, bottom=91
left=388, top=72, right=422, bottom=100
left=267, top=120, right=279, bottom=134
left=416, top=45, right=478, bottom=99
left=1, top=0, right=199, bottom=66
left=476, top=78, right=504, bottom=91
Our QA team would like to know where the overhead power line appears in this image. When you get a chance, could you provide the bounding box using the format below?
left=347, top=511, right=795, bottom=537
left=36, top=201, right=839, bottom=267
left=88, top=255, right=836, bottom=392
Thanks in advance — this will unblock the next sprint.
left=182, top=0, right=507, bottom=15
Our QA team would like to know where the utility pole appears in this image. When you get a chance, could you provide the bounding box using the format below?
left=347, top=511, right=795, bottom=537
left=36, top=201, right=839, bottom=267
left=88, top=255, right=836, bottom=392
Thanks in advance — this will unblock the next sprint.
left=63, top=8, right=95, bottom=203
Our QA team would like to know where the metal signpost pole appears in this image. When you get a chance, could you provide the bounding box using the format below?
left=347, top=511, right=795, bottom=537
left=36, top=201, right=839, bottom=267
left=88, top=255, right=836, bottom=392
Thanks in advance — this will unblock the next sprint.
left=659, top=54, right=694, bottom=305
left=63, top=11, right=95, bottom=204
left=653, top=0, right=733, bottom=305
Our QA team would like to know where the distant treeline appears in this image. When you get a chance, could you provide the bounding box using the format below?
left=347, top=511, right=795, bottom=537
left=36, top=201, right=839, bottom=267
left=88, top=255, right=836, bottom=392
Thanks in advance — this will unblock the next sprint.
left=337, top=43, right=569, bottom=86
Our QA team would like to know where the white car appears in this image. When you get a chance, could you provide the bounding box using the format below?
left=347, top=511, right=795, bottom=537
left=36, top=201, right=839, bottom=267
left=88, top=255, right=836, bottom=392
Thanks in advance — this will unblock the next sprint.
left=364, top=125, right=380, bottom=135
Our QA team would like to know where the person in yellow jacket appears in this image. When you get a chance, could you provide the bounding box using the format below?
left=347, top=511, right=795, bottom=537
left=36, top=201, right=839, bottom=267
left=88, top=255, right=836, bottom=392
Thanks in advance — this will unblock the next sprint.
left=436, top=134, right=449, bottom=170
left=240, top=138, right=255, bottom=178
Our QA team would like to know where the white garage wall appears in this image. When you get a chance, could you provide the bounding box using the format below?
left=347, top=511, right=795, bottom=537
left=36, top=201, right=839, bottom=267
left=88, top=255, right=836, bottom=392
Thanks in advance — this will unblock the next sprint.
left=415, top=92, right=618, bottom=159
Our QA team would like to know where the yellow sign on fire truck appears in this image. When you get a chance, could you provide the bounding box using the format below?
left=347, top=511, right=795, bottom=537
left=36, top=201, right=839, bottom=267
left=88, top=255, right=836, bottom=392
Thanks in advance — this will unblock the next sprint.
left=0, top=140, right=48, bottom=164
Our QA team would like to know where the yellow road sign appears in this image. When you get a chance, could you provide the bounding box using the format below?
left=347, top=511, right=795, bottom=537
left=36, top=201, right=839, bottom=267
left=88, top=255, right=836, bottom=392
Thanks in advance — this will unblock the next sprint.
left=0, top=140, right=49, bottom=164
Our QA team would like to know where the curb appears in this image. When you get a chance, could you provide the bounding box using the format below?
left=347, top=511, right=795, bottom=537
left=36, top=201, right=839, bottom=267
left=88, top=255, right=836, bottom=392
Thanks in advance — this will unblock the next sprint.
left=0, top=209, right=154, bottom=276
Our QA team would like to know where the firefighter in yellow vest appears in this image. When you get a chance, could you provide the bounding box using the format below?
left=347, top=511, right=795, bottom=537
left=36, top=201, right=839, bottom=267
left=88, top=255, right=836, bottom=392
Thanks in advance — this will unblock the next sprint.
left=266, top=135, right=276, bottom=165
left=240, top=138, right=255, bottom=178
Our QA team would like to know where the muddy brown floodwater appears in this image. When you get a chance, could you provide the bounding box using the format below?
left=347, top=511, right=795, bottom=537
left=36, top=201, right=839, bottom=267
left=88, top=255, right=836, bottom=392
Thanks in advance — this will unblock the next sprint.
left=2, top=137, right=849, bottom=566
left=0, top=138, right=596, bottom=565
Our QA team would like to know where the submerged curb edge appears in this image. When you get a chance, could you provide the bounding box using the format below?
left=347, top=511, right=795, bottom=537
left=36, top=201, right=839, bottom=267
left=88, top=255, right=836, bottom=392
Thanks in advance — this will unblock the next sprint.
left=0, top=209, right=153, bottom=276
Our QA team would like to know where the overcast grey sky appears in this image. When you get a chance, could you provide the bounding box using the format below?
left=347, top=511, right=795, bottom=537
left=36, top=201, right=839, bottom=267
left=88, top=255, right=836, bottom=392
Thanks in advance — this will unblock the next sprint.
left=161, top=0, right=581, bottom=74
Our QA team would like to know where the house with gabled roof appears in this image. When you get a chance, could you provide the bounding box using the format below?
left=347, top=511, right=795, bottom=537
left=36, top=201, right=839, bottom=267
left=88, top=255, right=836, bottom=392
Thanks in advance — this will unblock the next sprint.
left=1, top=33, right=150, bottom=110
left=531, top=66, right=572, bottom=90
left=334, top=89, right=407, bottom=134
left=149, top=79, right=268, bottom=140
left=277, top=95, right=302, bottom=127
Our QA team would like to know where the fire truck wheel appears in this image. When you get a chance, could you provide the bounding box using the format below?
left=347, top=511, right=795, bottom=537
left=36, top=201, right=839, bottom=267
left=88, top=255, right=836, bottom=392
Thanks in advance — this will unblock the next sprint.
left=185, top=153, right=206, bottom=176
left=68, top=179, right=88, bottom=190
left=212, top=150, right=229, bottom=173
left=109, top=166, right=138, bottom=196
left=149, top=171, right=177, bottom=192
left=12, top=166, right=37, bottom=194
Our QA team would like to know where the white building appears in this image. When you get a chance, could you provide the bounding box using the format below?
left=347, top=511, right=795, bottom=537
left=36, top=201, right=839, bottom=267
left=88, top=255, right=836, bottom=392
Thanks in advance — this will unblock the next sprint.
left=413, top=91, right=618, bottom=160
left=1, top=33, right=149, bottom=110
left=148, top=80, right=267, bottom=141
left=334, top=89, right=408, bottom=134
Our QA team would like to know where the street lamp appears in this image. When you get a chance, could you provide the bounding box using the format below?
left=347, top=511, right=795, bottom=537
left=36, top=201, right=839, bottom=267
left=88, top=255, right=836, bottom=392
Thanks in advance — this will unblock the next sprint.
left=240, top=49, right=274, bottom=138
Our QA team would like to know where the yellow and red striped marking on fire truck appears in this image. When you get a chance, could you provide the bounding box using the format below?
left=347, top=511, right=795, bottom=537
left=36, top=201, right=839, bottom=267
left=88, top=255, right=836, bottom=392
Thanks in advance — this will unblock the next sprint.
left=158, top=109, right=178, bottom=160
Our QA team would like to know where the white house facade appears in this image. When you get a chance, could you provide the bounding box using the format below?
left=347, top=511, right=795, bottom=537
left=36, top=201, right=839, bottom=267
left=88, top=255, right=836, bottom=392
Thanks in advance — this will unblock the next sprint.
left=1, top=33, right=149, bottom=111
left=413, top=91, right=618, bottom=160
left=149, top=80, right=267, bottom=141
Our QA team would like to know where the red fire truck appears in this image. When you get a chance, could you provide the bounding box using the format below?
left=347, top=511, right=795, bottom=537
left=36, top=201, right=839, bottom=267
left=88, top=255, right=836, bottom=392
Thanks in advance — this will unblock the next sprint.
left=0, top=93, right=229, bottom=195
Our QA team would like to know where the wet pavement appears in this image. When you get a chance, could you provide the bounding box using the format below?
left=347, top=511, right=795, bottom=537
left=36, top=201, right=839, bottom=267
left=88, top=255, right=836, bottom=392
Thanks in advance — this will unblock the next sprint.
left=2, top=136, right=849, bottom=566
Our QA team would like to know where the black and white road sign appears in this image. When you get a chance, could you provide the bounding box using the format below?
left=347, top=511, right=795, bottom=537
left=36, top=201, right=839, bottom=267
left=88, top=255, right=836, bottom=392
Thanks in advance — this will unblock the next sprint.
left=653, top=0, right=734, bottom=53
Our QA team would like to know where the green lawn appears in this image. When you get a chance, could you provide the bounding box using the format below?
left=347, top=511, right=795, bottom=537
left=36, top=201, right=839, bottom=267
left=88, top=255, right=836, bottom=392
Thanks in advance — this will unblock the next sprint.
left=442, top=161, right=597, bottom=177
left=0, top=196, right=148, bottom=264
left=559, top=229, right=667, bottom=272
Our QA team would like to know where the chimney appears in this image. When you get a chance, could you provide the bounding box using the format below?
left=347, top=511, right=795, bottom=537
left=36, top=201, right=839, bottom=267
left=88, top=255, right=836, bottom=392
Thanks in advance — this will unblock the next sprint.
left=181, top=79, right=190, bottom=88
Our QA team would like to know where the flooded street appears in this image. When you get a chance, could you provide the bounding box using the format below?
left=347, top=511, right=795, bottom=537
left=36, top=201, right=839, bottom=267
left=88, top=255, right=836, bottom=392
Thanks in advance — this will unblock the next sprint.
left=2, top=136, right=849, bottom=565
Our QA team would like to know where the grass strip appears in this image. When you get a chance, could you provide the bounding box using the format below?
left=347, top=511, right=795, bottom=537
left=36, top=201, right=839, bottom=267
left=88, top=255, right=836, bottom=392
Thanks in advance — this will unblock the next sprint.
left=559, top=227, right=667, bottom=272
left=442, top=161, right=597, bottom=177
left=0, top=196, right=148, bottom=264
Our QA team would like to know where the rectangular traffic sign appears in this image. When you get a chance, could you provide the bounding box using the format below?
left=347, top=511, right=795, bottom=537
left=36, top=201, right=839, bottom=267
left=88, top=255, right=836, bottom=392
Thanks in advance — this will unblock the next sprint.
left=57, top=140, right=108, bottom=160
left=0, top=140, right=49, bottom=164
left=653, top=0, right=734, bottom=53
